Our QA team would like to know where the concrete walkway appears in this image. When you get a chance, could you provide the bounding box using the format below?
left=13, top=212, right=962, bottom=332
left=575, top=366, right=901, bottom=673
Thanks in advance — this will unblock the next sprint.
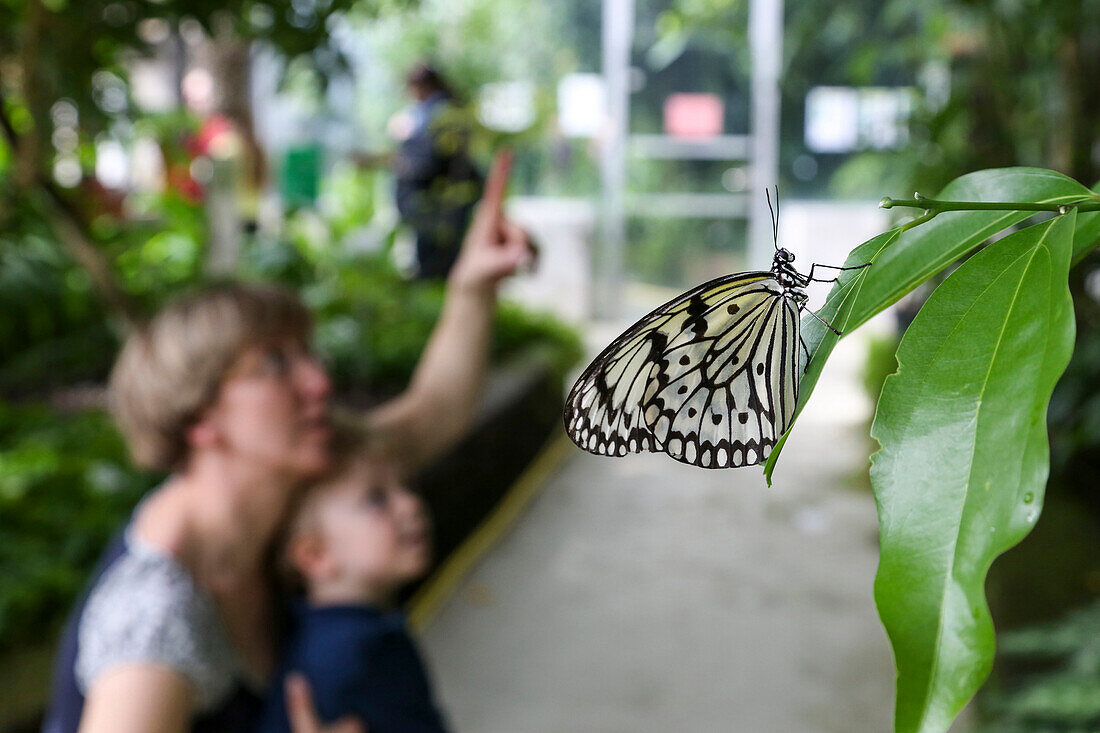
left=418, top=325, right=899, bottom=732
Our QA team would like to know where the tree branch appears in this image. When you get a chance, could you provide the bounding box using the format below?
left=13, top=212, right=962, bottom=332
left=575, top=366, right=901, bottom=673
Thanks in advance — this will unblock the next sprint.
left=15, top=0, right=44, bottom=190
left=0, top=91, right=140, bottom=328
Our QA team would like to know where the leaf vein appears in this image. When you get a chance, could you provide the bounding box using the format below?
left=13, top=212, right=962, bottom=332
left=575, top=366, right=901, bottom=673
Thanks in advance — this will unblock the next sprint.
left=915, top=225, right=1057, bottom=728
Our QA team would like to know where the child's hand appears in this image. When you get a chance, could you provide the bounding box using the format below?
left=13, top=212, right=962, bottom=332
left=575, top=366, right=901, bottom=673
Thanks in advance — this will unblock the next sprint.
left=286, top=673, right=366, bottom=733
left=447, top=149, right=535, bottom=295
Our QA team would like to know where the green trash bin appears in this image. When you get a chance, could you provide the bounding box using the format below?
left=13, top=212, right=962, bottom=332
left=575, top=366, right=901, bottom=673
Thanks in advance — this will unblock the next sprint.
left=280, top=144, right=322, bottom=208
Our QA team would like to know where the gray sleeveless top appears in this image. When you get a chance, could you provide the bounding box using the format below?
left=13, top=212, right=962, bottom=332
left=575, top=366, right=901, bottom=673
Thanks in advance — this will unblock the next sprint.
left=74, top=529, right=243, bottom=711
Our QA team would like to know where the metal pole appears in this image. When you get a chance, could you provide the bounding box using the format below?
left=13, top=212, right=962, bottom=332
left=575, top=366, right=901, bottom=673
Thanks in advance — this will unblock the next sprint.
left=748, top=0, right=783, bottom=268
left=597, top=0, right=633, bottom=318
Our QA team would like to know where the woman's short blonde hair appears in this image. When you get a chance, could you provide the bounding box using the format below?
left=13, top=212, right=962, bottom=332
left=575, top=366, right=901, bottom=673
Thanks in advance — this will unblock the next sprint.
left=109, top=282, right=312, bottom=470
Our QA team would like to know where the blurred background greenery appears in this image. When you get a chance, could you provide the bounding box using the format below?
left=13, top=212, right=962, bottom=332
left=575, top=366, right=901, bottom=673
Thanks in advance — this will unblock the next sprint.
left=2, top=0, right=1100, bottom=728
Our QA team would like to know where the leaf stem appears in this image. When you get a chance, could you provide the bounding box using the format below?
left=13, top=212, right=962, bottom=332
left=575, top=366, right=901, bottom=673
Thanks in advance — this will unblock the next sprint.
left=879, top=193, right=1100, bottom=214
left=897, top=209, right=939, bottom=233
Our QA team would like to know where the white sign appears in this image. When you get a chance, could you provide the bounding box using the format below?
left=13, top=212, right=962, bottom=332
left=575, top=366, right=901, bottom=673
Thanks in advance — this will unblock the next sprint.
left=859, top=88, right=912, bottom=149
left=805, top=87, right=859, bottom=153
left=478, top=81, right=536, bottom=133
left=557, top=73, right=606, bottom=138
left=805, top=86, right=913, bottom=153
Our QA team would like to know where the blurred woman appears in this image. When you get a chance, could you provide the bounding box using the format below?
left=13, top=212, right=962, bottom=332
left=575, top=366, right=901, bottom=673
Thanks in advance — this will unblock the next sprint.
left=43, top=154, right=528, bottom=733
left=393, top=63, right=483, bottom=280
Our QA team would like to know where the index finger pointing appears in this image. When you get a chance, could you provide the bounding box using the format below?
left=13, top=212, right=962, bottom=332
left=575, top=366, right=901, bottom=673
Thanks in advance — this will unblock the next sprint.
left=479, top=148, right=513, bottom=222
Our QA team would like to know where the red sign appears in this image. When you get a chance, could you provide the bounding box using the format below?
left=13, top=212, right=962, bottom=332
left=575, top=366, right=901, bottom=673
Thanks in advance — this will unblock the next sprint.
left=663, top=93, right=724, bottom=138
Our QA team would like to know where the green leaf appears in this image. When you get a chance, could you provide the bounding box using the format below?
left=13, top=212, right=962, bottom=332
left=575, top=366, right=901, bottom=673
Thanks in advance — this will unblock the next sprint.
left=1070, top=179, right=1100, bottom=265
left=869, top=210, right=1077, bottom=732
left=764, top=167, right=1094, bottom=483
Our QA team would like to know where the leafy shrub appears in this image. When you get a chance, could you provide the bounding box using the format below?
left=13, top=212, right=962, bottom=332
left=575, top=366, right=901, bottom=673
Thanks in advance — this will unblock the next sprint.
left=0, top=403, right=161, bottom=651
left=860, top=332, right=899, bottom=408
left=0, top=224, right=118, bottom=397
left=978, top=599, right=1100, bottom=732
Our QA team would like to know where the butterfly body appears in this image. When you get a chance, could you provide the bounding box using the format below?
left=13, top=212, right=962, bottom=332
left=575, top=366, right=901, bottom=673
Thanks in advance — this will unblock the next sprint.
left=565, top=247, right=810, bottom=469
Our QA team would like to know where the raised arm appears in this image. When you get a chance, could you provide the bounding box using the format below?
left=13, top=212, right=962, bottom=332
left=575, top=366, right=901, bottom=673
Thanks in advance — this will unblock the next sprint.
left=366, top=150, right=532, bottom=470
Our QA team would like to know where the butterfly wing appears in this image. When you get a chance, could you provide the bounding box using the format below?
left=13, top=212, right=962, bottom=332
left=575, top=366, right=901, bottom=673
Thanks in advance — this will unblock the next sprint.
left=642, top=280, right=800, bottom=468
left=564, top=272, right=797, bottom=467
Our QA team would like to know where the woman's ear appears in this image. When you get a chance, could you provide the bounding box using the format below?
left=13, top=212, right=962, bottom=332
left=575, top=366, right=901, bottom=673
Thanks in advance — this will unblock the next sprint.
left=184, top=414, right=221, bottom=452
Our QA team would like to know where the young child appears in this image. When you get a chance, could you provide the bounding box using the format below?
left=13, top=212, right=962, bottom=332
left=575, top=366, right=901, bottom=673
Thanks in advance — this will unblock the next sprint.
left=258, top=432, right=450, bottom=733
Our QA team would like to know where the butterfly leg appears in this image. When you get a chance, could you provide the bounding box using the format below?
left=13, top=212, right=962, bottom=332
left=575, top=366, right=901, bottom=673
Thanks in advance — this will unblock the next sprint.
left=806, top=261, right=871, bottom=283
left=798, top=301, right=842, bottom=336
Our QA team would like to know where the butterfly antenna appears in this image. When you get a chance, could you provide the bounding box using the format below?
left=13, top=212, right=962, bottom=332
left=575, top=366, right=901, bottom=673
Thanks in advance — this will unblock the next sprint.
left=774, top=185, right=780, bottom=243
left=766, top=187, right=779, bottom=251
left=774, top=186, right=783, bottom=239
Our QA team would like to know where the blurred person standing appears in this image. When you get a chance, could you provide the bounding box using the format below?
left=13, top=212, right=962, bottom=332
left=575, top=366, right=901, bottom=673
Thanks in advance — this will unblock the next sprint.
left=393, top=64, right=484, bottom=280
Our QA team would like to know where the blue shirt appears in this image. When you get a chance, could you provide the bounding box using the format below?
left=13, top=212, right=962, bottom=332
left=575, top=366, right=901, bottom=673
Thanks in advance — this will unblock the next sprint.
left=258, top=604, right=450, bottom=733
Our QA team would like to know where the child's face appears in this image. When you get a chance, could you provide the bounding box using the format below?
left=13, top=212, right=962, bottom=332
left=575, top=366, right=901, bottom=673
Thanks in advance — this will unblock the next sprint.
left=310, top=460, right=433, bottom=599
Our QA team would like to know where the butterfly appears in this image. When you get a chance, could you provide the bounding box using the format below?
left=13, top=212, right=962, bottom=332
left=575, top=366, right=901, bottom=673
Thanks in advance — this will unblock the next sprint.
left=563, top=191, right=869, bottom=469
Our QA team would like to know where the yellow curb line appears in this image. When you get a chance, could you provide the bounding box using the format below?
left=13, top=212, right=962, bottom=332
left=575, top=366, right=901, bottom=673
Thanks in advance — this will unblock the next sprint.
left=408, top=431, right=574, bottom=632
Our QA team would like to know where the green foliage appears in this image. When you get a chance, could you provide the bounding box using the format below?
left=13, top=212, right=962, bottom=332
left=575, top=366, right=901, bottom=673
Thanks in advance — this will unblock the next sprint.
left=0, top=403, right=160, bottom=652
left=979, top=600, right=1100, bottom=731
left=757, top=168, right=1100, bottom=732
left=295, top=255, right=581, bottom=396
left=1047, top=305, right=1100, bottom=482
left=494, top=301, right=584, bottom=380
left=324, top=164, right=380, bottom=241
left=0, top=1, right=379, bottom=183
left=111, top=192, right=208, bottom=304
left=817, top=0, right=1100, bottom=196
left=860, top=332, right=899, bottom=407
left=627, top=216, right=747, bottom=288
left=0, top=218, right=118, bottom=395
left=308, top=256, right=452, bottom=395
left=0, top=120, right=210, bottom=396
left=349, top=0, right=569, bottom=148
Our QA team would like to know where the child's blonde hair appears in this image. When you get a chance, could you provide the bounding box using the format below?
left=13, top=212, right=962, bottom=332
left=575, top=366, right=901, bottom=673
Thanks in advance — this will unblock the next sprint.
left=109, top=282, right=312, bottom=470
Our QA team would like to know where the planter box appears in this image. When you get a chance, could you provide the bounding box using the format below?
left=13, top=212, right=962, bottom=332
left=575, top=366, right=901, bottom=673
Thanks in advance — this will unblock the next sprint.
left=409, top=347, right=565, bottom=597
